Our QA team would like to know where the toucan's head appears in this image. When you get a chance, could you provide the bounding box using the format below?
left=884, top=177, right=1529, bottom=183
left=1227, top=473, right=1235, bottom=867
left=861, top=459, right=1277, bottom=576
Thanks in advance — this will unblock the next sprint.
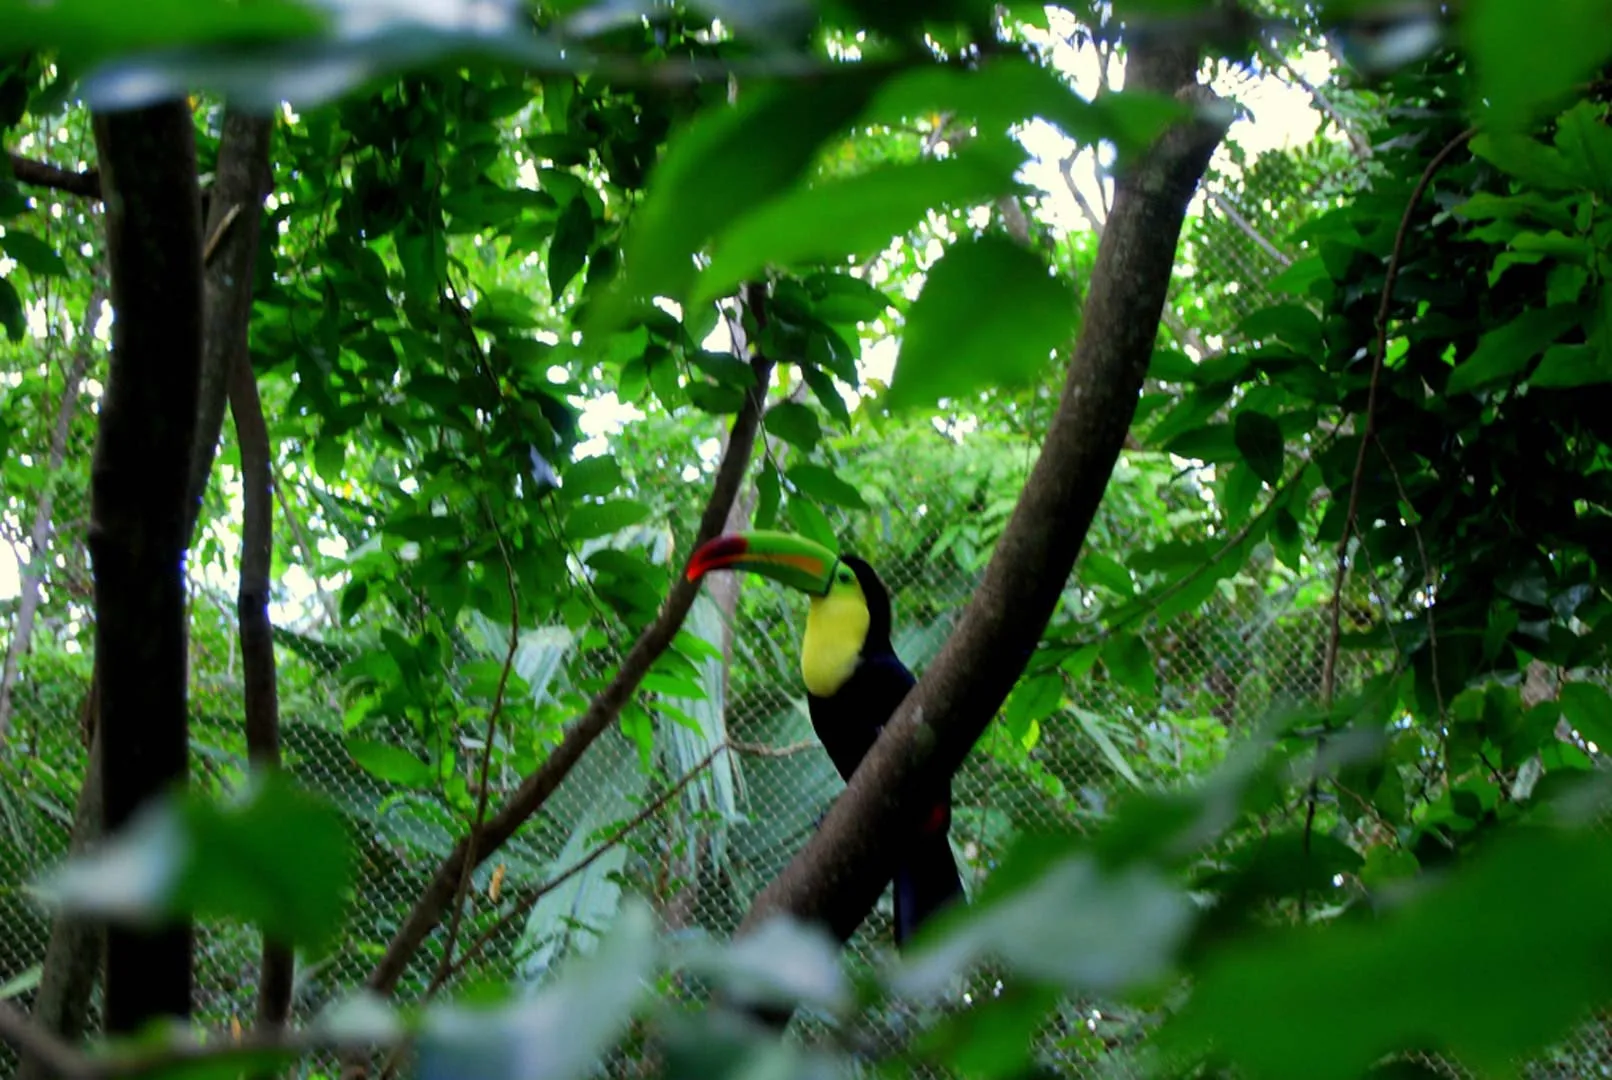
left=686, top=530, right=893, bottom=647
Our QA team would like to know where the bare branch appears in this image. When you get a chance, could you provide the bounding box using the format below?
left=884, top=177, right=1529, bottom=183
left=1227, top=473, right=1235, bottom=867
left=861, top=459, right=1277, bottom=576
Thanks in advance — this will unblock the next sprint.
left=6, top=153, right=101, bottom=200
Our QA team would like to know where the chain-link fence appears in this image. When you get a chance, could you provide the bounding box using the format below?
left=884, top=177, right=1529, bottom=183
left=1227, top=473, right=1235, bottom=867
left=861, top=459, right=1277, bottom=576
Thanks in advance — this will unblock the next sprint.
left=2, top=62, right=1608, bottom=1080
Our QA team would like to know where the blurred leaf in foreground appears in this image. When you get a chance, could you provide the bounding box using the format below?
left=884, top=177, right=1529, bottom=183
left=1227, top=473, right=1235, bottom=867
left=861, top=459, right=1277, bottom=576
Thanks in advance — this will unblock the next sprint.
left=416, top=900, right=657, bottom=1080
left=1159, top=825, right=1612, bottom=1080
left=33, top=769, right=353, bottom=953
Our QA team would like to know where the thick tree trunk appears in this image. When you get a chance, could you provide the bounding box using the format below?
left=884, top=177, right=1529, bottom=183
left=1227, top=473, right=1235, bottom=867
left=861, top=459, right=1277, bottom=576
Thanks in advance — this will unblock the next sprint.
left=88, top=98, right=204, bottom=1034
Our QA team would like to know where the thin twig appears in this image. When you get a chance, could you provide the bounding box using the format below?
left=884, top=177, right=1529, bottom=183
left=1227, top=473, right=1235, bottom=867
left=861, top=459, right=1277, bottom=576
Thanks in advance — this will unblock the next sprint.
left=201, top=203, right=244, bottom=266
left=1319, top=125, right=1476, bottom=709
left=1305, top=124, right=1477, bottom=907
left=443, top=742, right=734, bottom=984
left=374, top=501, right=525, bottom=1080
left=430, top=499, right=523, bottom=991
left=1372, top=431, right=1446, bottom=721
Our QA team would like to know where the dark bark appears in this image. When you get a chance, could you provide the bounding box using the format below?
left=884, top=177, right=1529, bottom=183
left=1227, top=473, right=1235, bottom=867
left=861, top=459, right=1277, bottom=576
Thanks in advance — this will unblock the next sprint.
left=363, top=286, right=777, bottom=1002
left=201, top=112, right=291, bottom=1039
left=88, top=99, right=204, bottom=1033
left=729, top=43, right=1228, bottom=1022
left=188, top=110, right=274, bottom=532
left=0, top=284, right=106, bottom=738
left=232, top=351, right=295, bottom=1034
left=6, top=153, right=101, bottom=199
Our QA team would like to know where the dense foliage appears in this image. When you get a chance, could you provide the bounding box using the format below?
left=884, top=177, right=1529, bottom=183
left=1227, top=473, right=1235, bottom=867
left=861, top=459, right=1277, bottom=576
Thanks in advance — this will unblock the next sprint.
left=2, top=1, right=1612, bottom=1079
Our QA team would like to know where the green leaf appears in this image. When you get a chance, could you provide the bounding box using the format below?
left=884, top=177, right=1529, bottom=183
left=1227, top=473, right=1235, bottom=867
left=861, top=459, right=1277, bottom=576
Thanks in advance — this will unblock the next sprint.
left=0, top=230, right=67, bottom=277
left=786, top=498, right=839, bottom=555
left=801, top=364, right=851, bottom=426
left=887, top=235, right=1075, bottom=412
left=863, top=57, right=1187, bottom=159
left=1555, top=100, right=1612, bottom=198
left=917, top=982, right=1061, bottom=1080
left=1237, top=303, right=1323, bottom=355
left=1003, top=674, right=1063, bottom=744
left=596, top=68, right=891, bottom=329
left=340, top=580, right=369, bottom=624
left=763, top=402, right=822, bottom=453
left=801, top=270, right=896, bottom=324
left=548, top=196, right=594, bottom=299
left=755, top=462, right=781, bottom=530
left=565, top=499, right=652, bottom=541
left=4, top=0, right=326, bottom=66
left=417, top=900, right=657, bottom=1080
left=1103, top=633, right=1155, bottom=700
left=1461, top=0, right=1612, bottom=131
left=35, top=771, right=352, bottom=954
left=564, top=454, right=623, bottom=500
left=1159, top=827, right=1612, bottom=1080
left=1530, top=343, right=1610, bottom=387
left=1470, top=132, right=1589, bottom=193
left=1072, top=707, right=1143, bottom=788
left=891, top=853, right=1193, bottom=997
left=693, top=144, right=1028, bottom=306
left=1233, top=410, right=1286, bottom=485
left=677, top=915, right=850, bottom=1014
left=786, top=463, right=867, bottom=510
left=1079, top=551, right=1135, bottom=596
left=1445, top=304, right=1584, bottom=394
left=347, top=739, right=434, bottom=788
left=687, top=383, right=746, bottom=413
left=1560, top=683, right=1612, bottom=748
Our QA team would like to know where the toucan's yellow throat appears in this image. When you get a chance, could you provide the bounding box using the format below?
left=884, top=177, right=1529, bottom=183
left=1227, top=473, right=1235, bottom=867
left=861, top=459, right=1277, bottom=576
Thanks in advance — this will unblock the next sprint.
left=802, top=563, right=871, bottom=696
left=686, top=530, right=874, bottom=697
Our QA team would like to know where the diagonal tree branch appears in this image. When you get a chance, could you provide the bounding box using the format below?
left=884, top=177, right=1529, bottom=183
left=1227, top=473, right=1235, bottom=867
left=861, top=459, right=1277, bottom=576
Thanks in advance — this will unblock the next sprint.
left=364, top=283, right=778, bottom=998
left=729, top=41, right=1229, bottom=1021
left=6, top=153, right=101, bottom=199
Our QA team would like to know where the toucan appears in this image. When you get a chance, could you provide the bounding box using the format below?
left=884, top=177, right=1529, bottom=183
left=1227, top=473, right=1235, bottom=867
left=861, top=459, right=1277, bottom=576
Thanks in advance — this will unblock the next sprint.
left=687, top=529, right=965, bottom=947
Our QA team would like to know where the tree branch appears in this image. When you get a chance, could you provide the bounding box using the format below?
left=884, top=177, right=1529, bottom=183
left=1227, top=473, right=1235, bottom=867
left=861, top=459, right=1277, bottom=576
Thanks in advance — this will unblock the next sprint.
left=0, top=282, right=106, bottom=739
left=6, top=153, right=101, bottom=200
left=363, top=283, right=778, bottom=999
left=729, top=43, right=1228, bottom=1020
left=187, top=109, right=273, bottom=533
left=88, top=98, right=205, bottom=1033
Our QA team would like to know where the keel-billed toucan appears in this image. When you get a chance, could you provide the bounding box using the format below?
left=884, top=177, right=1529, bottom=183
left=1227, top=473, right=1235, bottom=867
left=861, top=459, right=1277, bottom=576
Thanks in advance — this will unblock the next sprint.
left=687, top=529, right=965, bottom=946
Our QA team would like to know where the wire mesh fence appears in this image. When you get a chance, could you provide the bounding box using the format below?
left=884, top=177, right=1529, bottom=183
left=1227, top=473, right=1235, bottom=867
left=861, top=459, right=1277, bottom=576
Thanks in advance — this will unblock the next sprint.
left=1, top=65, right=1608, bottom=1080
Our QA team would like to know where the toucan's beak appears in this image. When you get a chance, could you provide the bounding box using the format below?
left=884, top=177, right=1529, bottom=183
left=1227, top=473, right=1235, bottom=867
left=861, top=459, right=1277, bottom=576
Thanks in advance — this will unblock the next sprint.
left=686, top=530, right=838, bottom=595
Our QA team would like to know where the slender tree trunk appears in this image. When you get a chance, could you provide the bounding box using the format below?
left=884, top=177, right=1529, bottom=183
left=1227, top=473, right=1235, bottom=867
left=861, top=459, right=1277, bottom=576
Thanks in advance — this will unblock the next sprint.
left=231, top=352, right=294, bottom=1031
left=0, top=285, right=107, bottom=739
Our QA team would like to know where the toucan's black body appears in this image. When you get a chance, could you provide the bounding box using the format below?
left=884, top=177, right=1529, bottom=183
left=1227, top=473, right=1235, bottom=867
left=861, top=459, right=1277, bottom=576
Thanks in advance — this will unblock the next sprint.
left=809, top=557, right=964, bottom=946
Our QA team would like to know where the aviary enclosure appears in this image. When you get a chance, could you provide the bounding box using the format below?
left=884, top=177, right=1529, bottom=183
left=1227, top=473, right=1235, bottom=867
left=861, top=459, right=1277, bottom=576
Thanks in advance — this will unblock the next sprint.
left=2, top=2, right=1612, bottom=1078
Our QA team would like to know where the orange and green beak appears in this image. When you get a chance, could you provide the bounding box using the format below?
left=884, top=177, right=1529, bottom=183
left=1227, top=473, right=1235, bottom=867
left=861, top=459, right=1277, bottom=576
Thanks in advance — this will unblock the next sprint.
left=686, top=530, right=838, bottom=596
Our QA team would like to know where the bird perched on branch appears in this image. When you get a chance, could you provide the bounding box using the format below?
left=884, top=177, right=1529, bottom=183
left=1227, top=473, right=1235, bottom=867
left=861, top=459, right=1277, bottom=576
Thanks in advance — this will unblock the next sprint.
left=687, top=529, right=965, bottom=947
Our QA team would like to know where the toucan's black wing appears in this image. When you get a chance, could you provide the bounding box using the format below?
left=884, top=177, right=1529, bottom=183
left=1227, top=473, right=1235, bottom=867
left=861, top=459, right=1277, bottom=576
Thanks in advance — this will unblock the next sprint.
left=807, top=649, right=914, bottom=782
left=807, top=649, right=964, bottom=946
